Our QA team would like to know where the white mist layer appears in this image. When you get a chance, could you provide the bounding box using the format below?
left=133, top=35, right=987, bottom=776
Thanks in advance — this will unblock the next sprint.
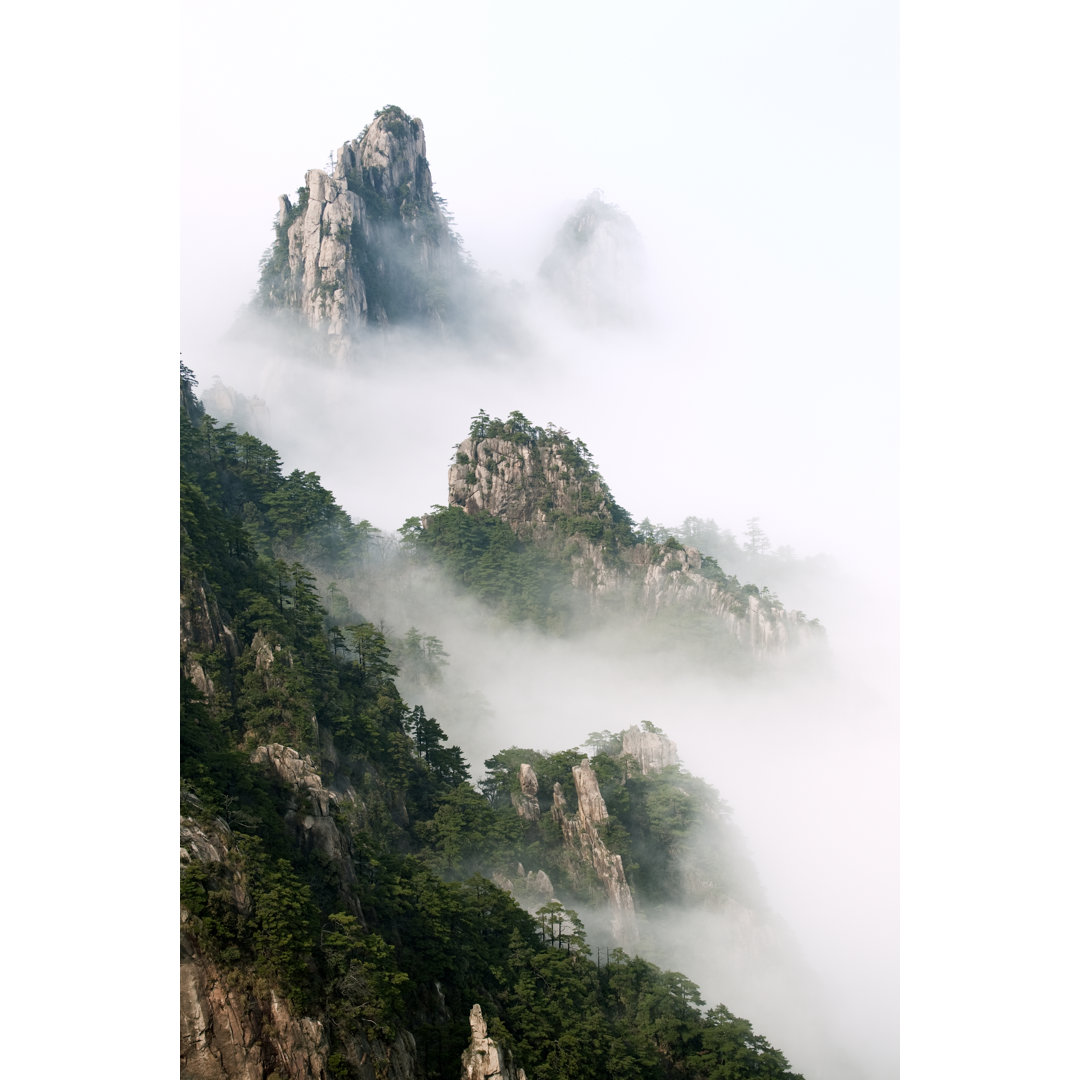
left=182, top=0, right=896, bottom=1071
left=190, top=315, right=897, bottom=1079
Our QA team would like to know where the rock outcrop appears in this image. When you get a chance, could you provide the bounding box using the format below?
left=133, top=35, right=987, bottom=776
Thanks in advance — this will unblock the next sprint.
left=180, top=576, right=238, bottom=697
left=444, top=424, right=824, bottom=658
left=181, top=813, right=418, bottom=1080
left=511, top=762, right=541, bottom=821
left=250, top=742, right=362, bottom=912
left=551, top=758, right=637, bottom=946
left=200, top=378, right=270, bottom=439
left=461, top=1004, right=526, bottom=1080
left=621, top=724, right=680, bottom=776
left=180, top=816, right=332, bottom=1080
left=256, top=105, right=466, bottom=356
left=180, top=945, right=331, bottom=1080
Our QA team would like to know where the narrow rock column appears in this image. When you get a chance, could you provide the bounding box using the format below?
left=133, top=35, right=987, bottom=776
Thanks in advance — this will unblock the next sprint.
left=461, top=1004, right=526, bottom=1080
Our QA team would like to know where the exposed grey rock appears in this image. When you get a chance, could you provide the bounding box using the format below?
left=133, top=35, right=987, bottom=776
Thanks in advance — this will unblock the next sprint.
left=200, top=378, right=271, bottom=438
left=572, top=758, right=608, bottom=826
left=551, top=761, right=638, bottom=946
left=250, top=743, right=361, bottom=908
left=250, top=630, right=275, bottom=672
left=180, top=813, right=415, bottom=1080
left=256, top=106, right=466, bottom=356
left=446, top=432, right=823, bottom=658
left=180, top=576, right=238, bottom=697
left=461, top=1004, right=526, bottom=1080
left=511, top=762, right=541, bottom=821
left=492, top=866, right=556, bottom=911
left=621, top=724, right=680, bottom=775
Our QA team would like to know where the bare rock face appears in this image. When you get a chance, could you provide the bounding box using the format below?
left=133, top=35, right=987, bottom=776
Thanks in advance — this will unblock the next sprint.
left=181, top=937, right=419, bottom=1080
left=572, top=759, right=609, bottom=826
left=511, top=762, right=541, bottom=821
left=180, top=817, right=331, bottom=1080
left=180, top=576, right=238, bottom=697
left=200, top=377, right=271, bottom=439
left=461, top=1004, right=526, bottom=1080
left=551, top=760, right=637, bottom=946
left=446, top=429, right=824, bottom=658
left=621, top=725, right=680, bottom=776
left=448, top=434, right=620, bottom=548
left=256, top=105, right=465, bottom=356
left=181, top=814, right=418, bottom=1080
left=250, top=743, right=360, bottom=909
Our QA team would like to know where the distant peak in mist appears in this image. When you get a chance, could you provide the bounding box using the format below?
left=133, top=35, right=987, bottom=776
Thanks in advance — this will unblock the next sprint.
left=238, top=108, right=651, bottom=360
left=540, top=191, right=648, bottom=325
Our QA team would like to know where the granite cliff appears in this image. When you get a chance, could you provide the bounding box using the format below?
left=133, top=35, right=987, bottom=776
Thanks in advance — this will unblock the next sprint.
left=255, top=106, right=467, bottom=355
left=434, top=413, right=824, bottom=657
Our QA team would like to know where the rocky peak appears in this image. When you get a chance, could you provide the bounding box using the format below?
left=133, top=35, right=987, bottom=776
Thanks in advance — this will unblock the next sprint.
left=572, top=758, right=609, bottom=826
left=250, top=743, right=361, bottom=912
left=255, top=105, right=464, bottom=355
left=461, top=1004, right=527, bottom=1080
left=539, top=190, right=647, bottom=324
left=621, top=725, right=680, bottom=775
left=443, top=412, right=825, bottom=658
left=335, top=105, right=433, bottom=204
left=448, top=413, right=632, bottom=548
left=551, top=760, right=637, bottom=946
left=511, top=761, right=541, bottom=821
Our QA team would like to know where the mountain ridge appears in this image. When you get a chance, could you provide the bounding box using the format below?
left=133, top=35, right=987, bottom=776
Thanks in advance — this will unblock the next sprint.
left=179, top=366, right=822, bottom=1078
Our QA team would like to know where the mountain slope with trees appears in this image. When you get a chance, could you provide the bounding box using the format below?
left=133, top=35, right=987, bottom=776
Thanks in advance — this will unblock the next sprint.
left=180, top=365, right=808, bottom=1080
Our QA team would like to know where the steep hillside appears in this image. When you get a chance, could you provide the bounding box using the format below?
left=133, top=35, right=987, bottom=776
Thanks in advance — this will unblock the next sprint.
left=180, top=368, right=808, bottom=1080
left=405, top=411, right=824, bottom=658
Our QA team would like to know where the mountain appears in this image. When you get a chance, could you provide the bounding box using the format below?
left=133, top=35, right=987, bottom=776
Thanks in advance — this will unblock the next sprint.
left=539, top=190, right=647, bottom=324
left=253, top=106, right=471, bottom=356
left=248, top=107, right=651, bottom=359
left=180, top=103, right=883, bottom=1080
left=179, top=366, right=817, bottom=1079
left=406, top=411, right=824, bottom=658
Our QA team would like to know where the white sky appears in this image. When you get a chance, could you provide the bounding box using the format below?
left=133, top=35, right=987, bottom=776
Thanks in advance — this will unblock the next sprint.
left=177, top=9, right=900, bottom=1074
left=6, top=3, right=1074, bottom=1079
left=181, top=0, right=898, bottom=582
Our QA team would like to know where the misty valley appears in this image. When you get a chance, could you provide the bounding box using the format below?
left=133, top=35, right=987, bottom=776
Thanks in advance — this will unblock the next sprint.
left=180, top=106, right=895, bottom=1080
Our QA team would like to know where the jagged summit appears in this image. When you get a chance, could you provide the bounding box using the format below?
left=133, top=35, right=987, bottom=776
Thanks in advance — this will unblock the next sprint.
left=425, top=411, right=825, bottom=657
left=255, top=105, right=468, bottom=354
left=250, top=111, right=651, bottom=356
left=448, top=409, right=634, bottom=549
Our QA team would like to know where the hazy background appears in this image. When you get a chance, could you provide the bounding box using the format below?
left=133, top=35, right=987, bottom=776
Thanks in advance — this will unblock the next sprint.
left=182, top=2, right=898, bottom=1077
left=2, top=3, right=1073, bottom=1079
left=182, top=0, right=897, bottom=578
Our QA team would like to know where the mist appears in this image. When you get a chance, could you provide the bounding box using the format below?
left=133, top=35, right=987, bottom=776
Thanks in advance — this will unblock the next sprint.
left=182, top=2, right=897, bottom=1077
left=350, top=550, right=896, bottom=1079
left=195, top=322, right=898, bottom=1078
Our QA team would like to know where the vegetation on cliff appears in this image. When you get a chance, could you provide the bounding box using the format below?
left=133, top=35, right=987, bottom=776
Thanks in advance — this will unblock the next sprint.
left=404, top=412, right=811, bottom=660
left=180, top=366, right=805, bottom=1078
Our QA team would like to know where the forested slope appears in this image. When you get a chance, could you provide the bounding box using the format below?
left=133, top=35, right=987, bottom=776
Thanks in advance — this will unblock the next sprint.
left=179, top=365, right=806, bottom=1079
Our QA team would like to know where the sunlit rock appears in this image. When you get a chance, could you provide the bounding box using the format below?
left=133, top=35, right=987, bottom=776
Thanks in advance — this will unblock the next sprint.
left=511, top=761, right=541, bottom=821
left=461, top=1004, right=526, bottom=1080
left=621, top=724, right=680, bottom=775
left=256, top=105, right=466, bottom=356
left=551, top=762, right=638, bottom=946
